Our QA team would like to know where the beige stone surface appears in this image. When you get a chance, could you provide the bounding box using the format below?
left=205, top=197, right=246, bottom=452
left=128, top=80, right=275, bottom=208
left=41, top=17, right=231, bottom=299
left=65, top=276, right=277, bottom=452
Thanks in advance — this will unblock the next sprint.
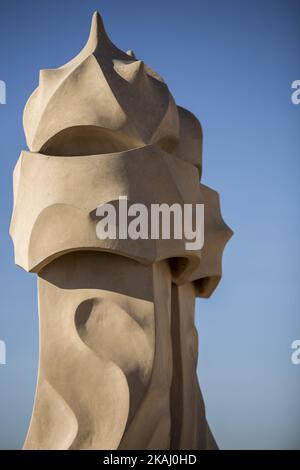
left=10, top=11, right=232, bottom=449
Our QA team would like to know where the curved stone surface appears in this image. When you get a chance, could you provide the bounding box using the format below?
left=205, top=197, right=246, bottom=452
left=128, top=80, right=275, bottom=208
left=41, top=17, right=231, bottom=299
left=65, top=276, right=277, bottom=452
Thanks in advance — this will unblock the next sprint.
left=10, top=147, right=232, bottom=295
left=11, top=11, right=233, bottom=450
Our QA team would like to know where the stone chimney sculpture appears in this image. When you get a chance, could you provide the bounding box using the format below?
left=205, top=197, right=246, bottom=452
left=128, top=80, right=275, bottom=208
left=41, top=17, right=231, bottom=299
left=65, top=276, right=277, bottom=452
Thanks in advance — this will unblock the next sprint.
left=10, top=12, right=232, bottom=450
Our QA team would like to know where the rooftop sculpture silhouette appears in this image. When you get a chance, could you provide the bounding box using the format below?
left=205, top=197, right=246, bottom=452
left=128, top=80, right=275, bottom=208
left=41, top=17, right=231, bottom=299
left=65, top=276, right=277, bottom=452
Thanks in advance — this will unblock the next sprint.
left=10, top=12, right=232, bottom=450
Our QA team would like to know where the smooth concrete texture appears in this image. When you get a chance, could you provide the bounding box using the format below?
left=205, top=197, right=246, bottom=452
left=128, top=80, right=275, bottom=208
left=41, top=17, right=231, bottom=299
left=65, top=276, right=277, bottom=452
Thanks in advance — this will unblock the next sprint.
left=10, top=12, right=232, bottom=449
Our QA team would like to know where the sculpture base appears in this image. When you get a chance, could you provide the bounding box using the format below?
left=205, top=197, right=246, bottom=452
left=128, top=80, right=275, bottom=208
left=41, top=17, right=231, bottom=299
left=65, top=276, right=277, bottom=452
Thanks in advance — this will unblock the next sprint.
left=24, top=251, right=216, bottom=450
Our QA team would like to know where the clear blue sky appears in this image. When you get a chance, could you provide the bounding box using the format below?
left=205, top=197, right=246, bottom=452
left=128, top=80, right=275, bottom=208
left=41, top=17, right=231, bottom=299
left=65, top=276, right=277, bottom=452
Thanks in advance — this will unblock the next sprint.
left=0, top=0, right=299, bottom=450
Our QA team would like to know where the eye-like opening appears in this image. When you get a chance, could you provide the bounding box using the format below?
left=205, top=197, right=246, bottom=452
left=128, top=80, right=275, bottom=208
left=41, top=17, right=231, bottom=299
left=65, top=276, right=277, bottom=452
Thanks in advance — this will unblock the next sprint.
left=39, top=125, right=142, bottom=157
left=39, top=125, right=180, bottom=157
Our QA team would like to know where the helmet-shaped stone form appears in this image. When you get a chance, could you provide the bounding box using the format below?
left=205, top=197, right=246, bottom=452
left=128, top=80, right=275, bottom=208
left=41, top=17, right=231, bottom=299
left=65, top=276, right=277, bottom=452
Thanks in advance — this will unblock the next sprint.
left=24, top=13, right=179, bottom=157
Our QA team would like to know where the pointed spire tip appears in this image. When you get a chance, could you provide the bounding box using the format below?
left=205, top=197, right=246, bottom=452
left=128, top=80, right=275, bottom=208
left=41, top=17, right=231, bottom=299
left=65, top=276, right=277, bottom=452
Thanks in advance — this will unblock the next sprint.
left=88, top=10, right=107, bottom=44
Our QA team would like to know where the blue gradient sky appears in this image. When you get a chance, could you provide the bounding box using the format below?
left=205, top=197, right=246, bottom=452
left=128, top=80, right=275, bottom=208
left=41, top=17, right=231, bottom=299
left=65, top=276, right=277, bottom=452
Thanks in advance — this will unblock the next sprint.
left=0, top=0, right=299, bottom=450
